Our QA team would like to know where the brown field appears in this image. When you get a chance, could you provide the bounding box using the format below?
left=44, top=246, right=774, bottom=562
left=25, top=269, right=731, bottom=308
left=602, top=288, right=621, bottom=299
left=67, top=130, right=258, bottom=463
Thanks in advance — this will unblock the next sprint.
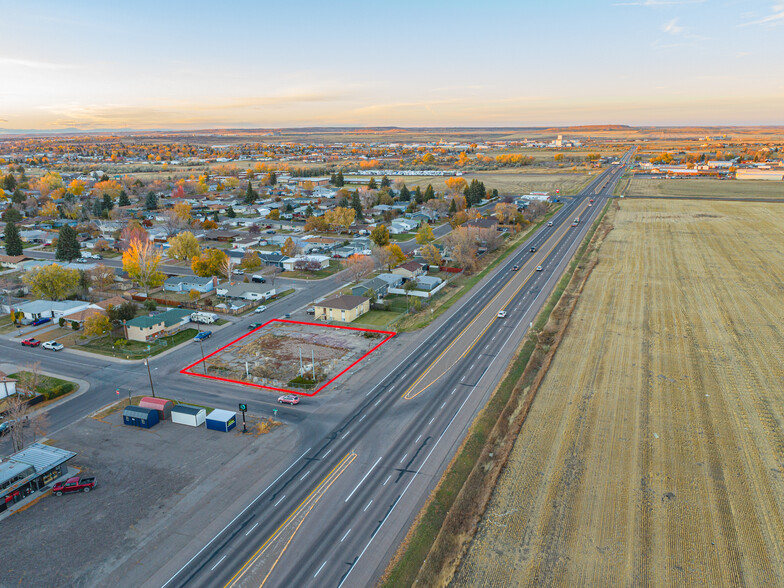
left=455, top=199, right=784, bottom=587
left=623, top=176, right=784, bottom=199
left=389, top=171, right=593, bottom=196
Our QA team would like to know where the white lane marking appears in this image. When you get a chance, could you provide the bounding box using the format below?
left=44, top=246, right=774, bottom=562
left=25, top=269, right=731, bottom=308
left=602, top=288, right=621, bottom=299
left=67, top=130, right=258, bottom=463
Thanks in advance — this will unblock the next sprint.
left=383, top=475, right=391, bottom=486
left=374, top=398, right=382, bottom=407
left=451, top=389, right=456, bottom=395
left=300, top=470, right=311, bottom=481
left=323, top=449, right=332, bottom=458
left=314, top=560, right=328, bottom=578
left=470, top=363, right=474, bottom=370
left=429, top=417, right=435, bottom=425
left=161, top=447, right=311, bottom=588
left=211, top=555, right=226, bottom=571
left=341, top=528, right=352, bottom=542
left=460, top=375, right=466, bottom=382
left=359, top=414, right=366, bottom=423
left=415, top=434, right=422, bottom=443
left=363, top=499, right=373, bottom=512
left=274, top=495, right=286, bottom=507
left=441, top=402, right=447, bottom=409
left=245, top=522, right=259, bottom=536
left=399, top=453, right=408, bottom=464
left=345, top=456, right=383, bottom=502
left=492, top=336, right=497, bottom=341
left=342, top=429, right=351, bottom=439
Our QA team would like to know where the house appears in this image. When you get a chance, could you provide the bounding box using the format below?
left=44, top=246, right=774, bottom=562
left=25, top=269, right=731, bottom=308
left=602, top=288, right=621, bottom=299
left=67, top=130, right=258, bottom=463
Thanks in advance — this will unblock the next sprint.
left=0, top=371, right=17, bottom=399
left=123, top=308, right=192, bottom=342
left=256, top=251, right=288, bottom=268
left=376, top=273, right=404, bottom=288
left=0, top=255, right=30, bottom=270
left=61, top=307, right=107, bottom=326
left=416, top=275, right=443, bottom=291
left=17, top=229, right=51, bottom=244
left=0, top=443, right=76, bottom=513
left=205, top=229, right=241, bottom=242
left=410, top=211, right=438, bottom=224
left=314, top=295, right=370, bottom=323
left=391, top=218, right=418, bottom=232
left=216, top=281, right=276, bottom=301
left=10, top=299, right=92, bottom=322
left=163, top=276, right=216, bottom=294
left=351, top=276, right=390, bottom=299
left=392, top=261, right=425, bottom=281
left=464, top=217, right=499, bottom=231
left=282, top=255, right=331, bottom=271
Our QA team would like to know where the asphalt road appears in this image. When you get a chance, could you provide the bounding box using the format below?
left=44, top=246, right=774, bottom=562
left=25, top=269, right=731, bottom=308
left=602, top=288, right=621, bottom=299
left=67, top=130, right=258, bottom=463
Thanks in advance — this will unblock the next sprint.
left=146, top=152, right=634, bottom=588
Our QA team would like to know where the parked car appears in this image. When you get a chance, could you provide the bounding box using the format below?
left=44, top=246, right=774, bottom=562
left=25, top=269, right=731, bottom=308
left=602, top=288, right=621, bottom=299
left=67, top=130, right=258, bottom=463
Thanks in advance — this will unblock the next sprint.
left=248, top=322, right=264, bottom=330
left=254, top=305, right=267, bottom=313
left=74, top=258, right=89, bottom=264
left=232, top=269, right=245, bottom=275
left=251, top=275, right=267, bottom=283
left=42, top=340, right=64, bottom=351
left=31, top=317, right=50, bottom=326
left=306, top=307, right=315, bottom=315
left=52, top=476, right=96, bottom=496
left=278, top=394, right=300, bottom=405
left=21, top=338, right=41, bottom=347
left=193, top=331, right=212, bottom=342
left=536, top=266, right=543, bottom=271
left=497, top=310, right=507, bottom=318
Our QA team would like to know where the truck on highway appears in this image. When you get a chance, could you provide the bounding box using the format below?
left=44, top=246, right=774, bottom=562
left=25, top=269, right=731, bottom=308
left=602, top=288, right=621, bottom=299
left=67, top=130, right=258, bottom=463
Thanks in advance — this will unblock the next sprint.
left=52, top=476, right=96, bottom=495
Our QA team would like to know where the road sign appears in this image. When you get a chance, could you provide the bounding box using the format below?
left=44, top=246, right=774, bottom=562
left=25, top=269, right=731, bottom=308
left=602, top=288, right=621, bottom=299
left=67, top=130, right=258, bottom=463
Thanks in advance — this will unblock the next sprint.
left=239, top=403, right=247, bottom=412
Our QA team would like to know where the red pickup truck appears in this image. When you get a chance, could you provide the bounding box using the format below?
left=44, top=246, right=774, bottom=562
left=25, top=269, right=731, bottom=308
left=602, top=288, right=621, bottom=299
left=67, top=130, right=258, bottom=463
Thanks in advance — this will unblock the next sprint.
left=52, top=476, right=96, bottom=495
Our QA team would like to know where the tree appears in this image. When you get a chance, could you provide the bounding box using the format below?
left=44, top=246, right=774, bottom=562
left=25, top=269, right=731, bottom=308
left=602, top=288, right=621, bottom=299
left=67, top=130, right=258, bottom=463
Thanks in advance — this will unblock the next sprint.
left=345, top=254, right=374, bottom=282
left=3, top=221, right=23, bottom=256
left=2, top=207, right=23, bottom=222
left=281, top=237, right=300, bottom=257
left=398, top=184, right=410, bottom=202
left=380, top=175, right=391, bottom=188
left=226, top=206, right=236, bottom=218
left=249, top=223, right=260, bottom=236
left=420, top=243, right=443, bottom=267
left=40, top=200, right=58, bottom=217
left=446, top=227, right=479, bottom=272
left=370, top=224, right=390, bottom=247
left=89, top=264, right=116, bottom=294
left=84, top=314, right=112, bottom=337
left=168, top=231, right=201, bottom=261
left=145, top=191, right=158, bottom=210
left=386, top=243, right=406, bottom=268
left=351, top=190, right=364, bottom=220
left=107, top=301, right=138, bottom=324
left=119, top=221, right=149, bottom=250
left=241, top=250, right=262, bottom=270
left=118, top=191, right=131, bottom=207
left=494, top=202, right=518, bottom=224
left=268, top=209, right=280, bottom=220
left=55, top=225, right=80, bottom=261
left=325, top=206, right=355, bottom=232
left=416, top=222, right=435, bottom=245
left=4, top=365, right=48, bottom=452
left=335, top=170, right=344, bottom=187
left=23, top=264, right=79, bottom=300
left=122, top=239, right=165, bottom=295
left=191, top=248, right=227, bottom=277
left=267, top=171, right=277, bottom=186
left=304, top=215, right=329, bottom=232
left=3, top=173, right=17, bottom=191
left=445, top=177, right=467, bottom=194
left=368, top=177, right=378, bottom=190
left=449, top=198, right=458, bottom=215
left=414, top=186, right=423, bottom=204
left=424, top=184, right=435, bottom=201
left=245, top=181, right=257, bottom=204
left=102, top=193, right=114, bottom=211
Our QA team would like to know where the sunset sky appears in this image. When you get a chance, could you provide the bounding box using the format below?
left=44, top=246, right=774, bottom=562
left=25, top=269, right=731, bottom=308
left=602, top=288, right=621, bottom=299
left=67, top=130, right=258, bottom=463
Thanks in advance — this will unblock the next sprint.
left=1, top=0, right=783, bottom=130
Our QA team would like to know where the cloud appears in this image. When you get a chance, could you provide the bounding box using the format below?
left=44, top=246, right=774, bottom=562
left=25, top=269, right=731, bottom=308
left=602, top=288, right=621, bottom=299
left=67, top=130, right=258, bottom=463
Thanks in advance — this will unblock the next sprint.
left=663, top=18, right=684, bottom=34
left=0, top=56, right=78, bottom=70
left=740, top=3, right=784, bottom=26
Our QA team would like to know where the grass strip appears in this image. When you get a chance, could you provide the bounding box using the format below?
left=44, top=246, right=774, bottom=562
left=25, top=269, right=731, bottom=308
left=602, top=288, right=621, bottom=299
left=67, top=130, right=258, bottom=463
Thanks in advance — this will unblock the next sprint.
left=381, top=200, right=612, bottom=587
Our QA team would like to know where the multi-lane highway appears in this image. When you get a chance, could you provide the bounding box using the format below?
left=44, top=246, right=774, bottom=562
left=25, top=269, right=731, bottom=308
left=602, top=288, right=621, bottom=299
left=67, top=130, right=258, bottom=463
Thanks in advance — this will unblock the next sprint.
left=149, top=151, right=634, bottom=588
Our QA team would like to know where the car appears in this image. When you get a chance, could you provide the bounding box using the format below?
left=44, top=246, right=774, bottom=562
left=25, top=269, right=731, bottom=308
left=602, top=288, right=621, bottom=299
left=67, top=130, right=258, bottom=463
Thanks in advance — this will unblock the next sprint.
left=497, top=310, right=507, bottom=318
left=589, top=198, right=594, bottom=203
left=52, top=476, right=96, bottom=495
left=588, top=203, right=592, bottom=207
left=254, top=305, right=267, bottom=313
left=283, top=313, right=291, bottom=319
left=306, top=307, right=315, bottom=315
left=536, top=265, right=543, bottom=271
left=248, top=322, right=264, bottom=329
left=42, top=340, right=64, bottom=351
left=251, top=275, right=266, bottom=283
left=31, top=317, right=50, bottom=326
left=193, top=331, right=212, bottom=342
left=530, top=246, right=537, bottom=252
left=512, top=265, right=519, bottom=271
left=278, top=394, right=300, bottom=405
left=75, top=258, right=89, bottom=264
left=547, top=221, right=554, bottom=227
left=92, top=254, right=103, bottom=259
left=232, top=269, right=245, bottom=275
left=21, top=338, right=41, bottom=347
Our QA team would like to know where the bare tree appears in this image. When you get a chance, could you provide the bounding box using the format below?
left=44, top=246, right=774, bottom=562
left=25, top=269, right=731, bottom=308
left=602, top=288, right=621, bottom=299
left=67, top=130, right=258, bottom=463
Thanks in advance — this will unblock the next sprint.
left=345, top=254, right=375, bottom=283
left=5, top=363, right=47, bottom=452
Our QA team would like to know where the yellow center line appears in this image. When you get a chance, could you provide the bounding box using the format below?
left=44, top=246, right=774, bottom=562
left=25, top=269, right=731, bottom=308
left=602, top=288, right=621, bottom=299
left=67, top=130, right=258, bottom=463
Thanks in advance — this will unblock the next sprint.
left=402, top=200, right=590, bottom=401
left=222, top=451, right=357, bottom=588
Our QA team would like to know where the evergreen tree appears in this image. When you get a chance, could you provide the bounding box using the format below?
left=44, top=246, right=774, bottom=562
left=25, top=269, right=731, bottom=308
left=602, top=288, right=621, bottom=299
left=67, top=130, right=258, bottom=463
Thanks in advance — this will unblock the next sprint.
left=424, top=184, right=435, bottom=201
left=414, top=186, right=423, bottom=204
left=380, top=175, right=391, bottom=188
left=213, top=211, right=220, bottom=222
left=351, top=190, right=364, bottom=221
left=368, top=177, right=377, bottom=190
left=449, top=198, right=457, bottom=215
left=305, top=204, right=314, bottom=217
left=56, top=224, right=80, bottom=261
left=91, top=199, right=103, bottom=217
left=3, top=174, right=16, bottom=191
left=339, top=195, right=350, bottom=208
left=3, top=221, right=23, bottom=256
left=330, top=173, right=337, bottom=185
left=335, top=170, right=344, bottom=187
left=119, top=191, right=130, bottom=206
left=145, top=191, right=158, bottom=210
left=268, top=171, right=277, bottom=186
left=2, top=208, right=22, bottom=223
left=12, top=189, right=24, bottom=204
left=398, top=184, right=410, bottom=202
left=245, top=181, right=257, bottom=204
left=492, top=188, right=499, bottom=199
left=102, top=193, right=114, bottom=211
left=226, top=206, right=236, bottom=218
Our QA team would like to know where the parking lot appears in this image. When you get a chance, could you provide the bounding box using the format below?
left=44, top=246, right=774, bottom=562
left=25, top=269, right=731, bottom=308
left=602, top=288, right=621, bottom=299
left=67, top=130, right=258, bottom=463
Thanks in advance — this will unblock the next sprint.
left=1, top=405, right=298, bottom=587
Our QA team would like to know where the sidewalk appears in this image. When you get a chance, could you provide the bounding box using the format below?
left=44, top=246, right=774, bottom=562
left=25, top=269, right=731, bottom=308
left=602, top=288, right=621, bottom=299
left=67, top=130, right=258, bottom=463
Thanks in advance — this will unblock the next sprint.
left=0, top=363, right=90, bottom=417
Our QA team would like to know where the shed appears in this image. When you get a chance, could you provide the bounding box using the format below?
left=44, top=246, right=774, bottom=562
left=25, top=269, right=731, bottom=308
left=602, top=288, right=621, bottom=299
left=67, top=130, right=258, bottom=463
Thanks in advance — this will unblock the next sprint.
left=171, top=405, right=206, bottom=427
left=122, top=406, right=159, bottom=429
left=139, top=397, right=173, bottom=420
left=205, top=409, right=236, bottom=432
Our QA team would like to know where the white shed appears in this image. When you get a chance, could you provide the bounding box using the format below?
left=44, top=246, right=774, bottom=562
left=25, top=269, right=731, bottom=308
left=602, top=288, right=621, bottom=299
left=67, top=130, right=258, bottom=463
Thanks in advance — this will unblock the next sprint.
left=171, top=405, right=206, bottom=427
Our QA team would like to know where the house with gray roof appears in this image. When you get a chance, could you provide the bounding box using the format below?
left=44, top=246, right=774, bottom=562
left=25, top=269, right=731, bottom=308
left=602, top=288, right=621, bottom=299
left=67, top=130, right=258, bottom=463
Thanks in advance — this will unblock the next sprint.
left=351, top=276, right=390, bottom=299
left=163, top=275, right=216, bottom=293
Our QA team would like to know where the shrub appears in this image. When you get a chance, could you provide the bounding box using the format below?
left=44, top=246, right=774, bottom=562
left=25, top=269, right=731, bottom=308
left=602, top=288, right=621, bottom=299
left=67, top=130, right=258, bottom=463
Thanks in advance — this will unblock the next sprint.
left=143, top=299, right=157, bottom=311
left=71, top=321, right=79, bottom=330
left=58, top=317, right=65, bottom=327
left=44, top=382, right=74, bottom=400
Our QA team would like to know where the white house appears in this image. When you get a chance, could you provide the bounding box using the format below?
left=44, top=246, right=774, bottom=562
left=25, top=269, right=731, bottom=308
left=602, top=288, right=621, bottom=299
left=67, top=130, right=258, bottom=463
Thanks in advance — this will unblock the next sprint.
left=282, top=255, right=331, bottom=271
left=216, top=281, right=276, bottom=301
left=11, top=299, right=92, bottom=321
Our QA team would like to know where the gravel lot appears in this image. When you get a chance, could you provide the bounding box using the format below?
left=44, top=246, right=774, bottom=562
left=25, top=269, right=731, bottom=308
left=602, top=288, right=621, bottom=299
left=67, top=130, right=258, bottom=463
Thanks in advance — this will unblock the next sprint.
left=1, top=406, right=296, bottom=588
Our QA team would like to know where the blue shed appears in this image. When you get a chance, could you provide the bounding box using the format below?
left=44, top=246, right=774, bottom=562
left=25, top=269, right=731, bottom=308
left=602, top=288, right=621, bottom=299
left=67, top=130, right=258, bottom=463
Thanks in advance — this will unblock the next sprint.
left=123, top=405, right=159, bottom=429
left=205, top=409, right=236, bottom=433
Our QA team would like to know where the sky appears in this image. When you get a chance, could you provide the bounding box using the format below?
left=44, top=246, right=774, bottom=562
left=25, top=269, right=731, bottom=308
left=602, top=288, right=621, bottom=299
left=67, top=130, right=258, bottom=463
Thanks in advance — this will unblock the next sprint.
left=1, top=0, right=783, bottom=131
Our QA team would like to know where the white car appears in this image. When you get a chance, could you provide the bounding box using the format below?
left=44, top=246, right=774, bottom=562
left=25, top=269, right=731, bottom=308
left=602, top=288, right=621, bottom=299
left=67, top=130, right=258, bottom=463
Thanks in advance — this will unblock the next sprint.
left=497, top=310, right=507, bottom=318
left=254, top=305, right=267, bottom=313
left=536, top=266, right=543, bottom=272
left=42, top=340, right=64, bottom=351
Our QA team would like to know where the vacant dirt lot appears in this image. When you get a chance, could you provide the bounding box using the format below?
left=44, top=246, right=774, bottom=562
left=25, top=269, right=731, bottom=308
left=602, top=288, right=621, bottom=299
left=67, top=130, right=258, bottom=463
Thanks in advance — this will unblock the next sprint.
left=456, top=199, right=784, bottom=586
left=623, top=176, right=784, bottom=199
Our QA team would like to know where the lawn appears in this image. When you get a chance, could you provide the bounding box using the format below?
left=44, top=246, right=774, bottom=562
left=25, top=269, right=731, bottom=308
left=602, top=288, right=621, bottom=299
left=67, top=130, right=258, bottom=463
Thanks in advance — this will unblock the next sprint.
left=7, top=372, right=77, bottom=401
left=77, top=328, right=199, bottom=359
left=389, top=232, right=416, bottom=242
left=351, top=309, right=405, bottom=328
left=279, top=262, right=344, bottom=279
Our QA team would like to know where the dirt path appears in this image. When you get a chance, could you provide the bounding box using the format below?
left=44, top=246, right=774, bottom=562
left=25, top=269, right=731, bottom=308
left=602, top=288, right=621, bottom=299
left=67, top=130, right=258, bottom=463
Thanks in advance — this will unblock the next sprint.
left=454, top=199, right=784, bottom=587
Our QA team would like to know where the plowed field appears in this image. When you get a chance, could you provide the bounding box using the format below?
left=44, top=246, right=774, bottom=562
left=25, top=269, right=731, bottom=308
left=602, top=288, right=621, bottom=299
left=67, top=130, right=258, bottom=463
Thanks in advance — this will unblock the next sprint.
left=455, top=199, right=784, bottom=587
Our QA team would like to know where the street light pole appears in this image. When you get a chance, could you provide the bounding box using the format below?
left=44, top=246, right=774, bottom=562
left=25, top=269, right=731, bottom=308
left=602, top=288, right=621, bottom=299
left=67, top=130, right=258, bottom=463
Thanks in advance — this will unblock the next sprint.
left=144, top=358, right=156, bottom=398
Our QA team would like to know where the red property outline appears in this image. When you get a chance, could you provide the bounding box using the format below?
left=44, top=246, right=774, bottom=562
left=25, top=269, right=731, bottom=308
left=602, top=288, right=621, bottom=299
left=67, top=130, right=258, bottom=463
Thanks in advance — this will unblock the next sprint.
left=180, top=319, right=396, bottom=396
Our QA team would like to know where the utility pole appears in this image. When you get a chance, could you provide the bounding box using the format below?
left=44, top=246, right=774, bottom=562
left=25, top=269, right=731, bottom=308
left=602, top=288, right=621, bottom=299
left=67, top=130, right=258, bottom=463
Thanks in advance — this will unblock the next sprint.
left=144, top=358, right=156, bottom=398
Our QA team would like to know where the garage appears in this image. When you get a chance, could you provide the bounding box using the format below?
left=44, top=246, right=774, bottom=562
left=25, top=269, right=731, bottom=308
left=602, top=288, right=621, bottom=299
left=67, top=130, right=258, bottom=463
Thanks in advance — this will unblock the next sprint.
left=171, top=405, right=206, bottom=427
left=205, top=409, right=236, bottom=433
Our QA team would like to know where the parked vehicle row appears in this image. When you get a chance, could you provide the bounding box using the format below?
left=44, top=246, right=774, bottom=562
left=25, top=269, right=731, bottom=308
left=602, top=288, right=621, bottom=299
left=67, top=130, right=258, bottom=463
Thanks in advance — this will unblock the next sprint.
left=21, top=338, right=63, bottom=350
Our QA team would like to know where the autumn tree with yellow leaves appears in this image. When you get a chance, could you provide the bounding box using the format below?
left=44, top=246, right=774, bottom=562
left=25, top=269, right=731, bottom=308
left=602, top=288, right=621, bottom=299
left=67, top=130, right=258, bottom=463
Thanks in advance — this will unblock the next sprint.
left=122, top=239, right=165, bottom=295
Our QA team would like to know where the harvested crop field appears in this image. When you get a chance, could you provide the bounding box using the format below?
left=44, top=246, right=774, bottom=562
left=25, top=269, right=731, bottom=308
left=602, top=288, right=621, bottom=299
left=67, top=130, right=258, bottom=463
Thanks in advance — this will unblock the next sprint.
left=455, top=199, right=784, bottom=586
left=622, top=176, right=784, bottom=199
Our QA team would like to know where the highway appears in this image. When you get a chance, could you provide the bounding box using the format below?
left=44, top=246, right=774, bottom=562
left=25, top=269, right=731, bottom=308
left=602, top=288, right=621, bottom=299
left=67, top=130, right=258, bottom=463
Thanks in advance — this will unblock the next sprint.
left=151, top=151, right=634, bottom=588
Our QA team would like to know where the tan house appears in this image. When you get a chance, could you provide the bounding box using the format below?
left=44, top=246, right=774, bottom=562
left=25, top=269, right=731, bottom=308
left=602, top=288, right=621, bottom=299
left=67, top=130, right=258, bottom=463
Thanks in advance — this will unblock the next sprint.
left=0, top=254, right=31, bottom=270
left=392, top=261, right=425, bottom=281
left=123, top=308, right=192, bottom=342
left=314, top=295, right=370, bottom=323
